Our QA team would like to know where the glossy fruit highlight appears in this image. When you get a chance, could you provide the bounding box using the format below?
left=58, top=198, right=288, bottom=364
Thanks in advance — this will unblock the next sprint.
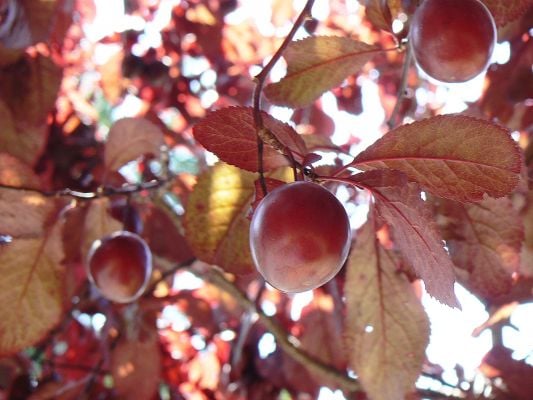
left=249, top=181, right=351, bottom=293
left=409, top=0, right=496, bottom=83
left=86, top=231, right=152, bottom=303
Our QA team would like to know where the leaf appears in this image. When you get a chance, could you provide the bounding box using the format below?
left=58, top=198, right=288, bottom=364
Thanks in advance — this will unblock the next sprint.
left=0, top=1, right=73, bottom=51
left=264, top=36, right=378, bottom=108
left=481, top=0, right=531, bottom=26
left=0, top=55, right=62, bottom=166
left=104, top=117, right=165, bottom=171
left=98, top=49, right=124, bottom=105
left=0, top=153, right=40, bottom=188
left=0, top=190, right=56, bottom=237
left=0, top=221, right=64, bottom=356
left=285, top=292, right=347, bottom=388
left=192, top=107, right=306, bottom=172
left=141, top=204, right=194, bottom=264
left=480, top=345, right=533, bottom=400
left=184, top=163, right=293, bottom=274
left=183, top=163, right=257, bottom=274
left=250, top=177, right=287, bottom=215
left=111, top=335, right=161, bottom=400
left=81, top=198, right=122, bottom=260
left=345, top=222, right=430, bottom=400
left=351, top=115, right=521, bottom=202
left=520, top=191, right=533, bottom=277
left=363, top=0, right=393, bottom=32
left=353, top=170, right=459, bottom=307
left=436, top=197, right=523, bottom=299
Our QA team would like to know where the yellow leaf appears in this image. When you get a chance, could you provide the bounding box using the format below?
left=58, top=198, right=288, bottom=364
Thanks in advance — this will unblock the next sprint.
left=184, top=163, right=292, bottom=274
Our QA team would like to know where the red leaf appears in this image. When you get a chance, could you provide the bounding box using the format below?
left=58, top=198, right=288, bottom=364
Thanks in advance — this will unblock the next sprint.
left=0, top=153, right=40, bottom=188
left=192, top=107, right=307, bottom=172
left=345, top=222, right=430, bottom=400
left=250, top=177, right=287, bottom=215
left=436, top=197, right=524, bottom=299
left=0, top=221, right=65, bottom=356
left=48, top=320, right=101, bottom=381
left=264, top=36, right=378, bottom=108
left=299, top=294, right=345, bottom=369
left=481, top=0, right=531, bottom=26
left=352, top=170, right=459, bottom=307
left=0, top=190, right=56, bottom=237
left=141, top=204, right=194, bottom=264
left=0, top=55, right=62, bottom=166
left=111, top=335, right=162, bottom=400
left=351, top=115, right=521, bottom=202
left=364, top=0, right=393, bottom=32
left=480, top=346, right=533, bottom=400
left=104, top=117, right=164, bottom=171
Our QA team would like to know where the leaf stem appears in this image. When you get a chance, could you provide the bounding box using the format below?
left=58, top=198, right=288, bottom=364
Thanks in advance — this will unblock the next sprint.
left=252, top=0, right=316, bottom=195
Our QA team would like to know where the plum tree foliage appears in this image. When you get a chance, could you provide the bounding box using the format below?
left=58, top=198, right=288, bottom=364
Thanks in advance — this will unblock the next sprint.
left=0, top=0, right=532, bottom=399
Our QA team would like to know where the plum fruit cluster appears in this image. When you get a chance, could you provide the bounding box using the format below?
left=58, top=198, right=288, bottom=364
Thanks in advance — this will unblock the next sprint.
left=249, top=181, right=352, bottom=293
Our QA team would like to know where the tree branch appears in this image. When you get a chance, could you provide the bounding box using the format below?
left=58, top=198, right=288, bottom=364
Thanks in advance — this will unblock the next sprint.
left=190, top=264, right=361, bottom=393
left=0, top=179, right=167, bottom=200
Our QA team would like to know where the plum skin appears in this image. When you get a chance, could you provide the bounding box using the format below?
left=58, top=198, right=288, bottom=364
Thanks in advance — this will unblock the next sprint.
left=249, top=181, right=352, bottom=293
left=86, top=231, right=152, bottom=303
left=409, top=0, right=496, bottom=83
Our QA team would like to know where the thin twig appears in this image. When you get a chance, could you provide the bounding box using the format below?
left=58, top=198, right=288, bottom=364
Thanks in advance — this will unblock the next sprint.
left=43, top=360, right=108, bottom=375
left=231, top=280, right=266, bottom=369
left=252, top=0, right=316, bottom=195
left=0, top=179, right=167, bottom=200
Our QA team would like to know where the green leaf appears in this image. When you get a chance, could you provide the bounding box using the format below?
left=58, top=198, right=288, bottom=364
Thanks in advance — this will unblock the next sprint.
left=264, top=36, right=378, bottom=108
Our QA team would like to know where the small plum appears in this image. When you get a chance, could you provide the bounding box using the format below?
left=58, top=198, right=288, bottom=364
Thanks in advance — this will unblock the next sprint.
left=249, top=181, right=351, bottom=293
left=409, top=0, right=496, bottom=83
left=86, top=231, right=152, bottom=303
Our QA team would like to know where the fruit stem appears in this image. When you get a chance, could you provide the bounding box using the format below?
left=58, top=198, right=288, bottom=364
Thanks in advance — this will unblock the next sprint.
left=387, top=41, right=413, bottom=129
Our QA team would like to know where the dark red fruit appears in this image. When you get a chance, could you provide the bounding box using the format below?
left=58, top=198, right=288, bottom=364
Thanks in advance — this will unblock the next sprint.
left=409, top=0, right=496, bottom=83
left=249, top=181, right=351, bottom=293
left=86, top=231, right=152, bottom=303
